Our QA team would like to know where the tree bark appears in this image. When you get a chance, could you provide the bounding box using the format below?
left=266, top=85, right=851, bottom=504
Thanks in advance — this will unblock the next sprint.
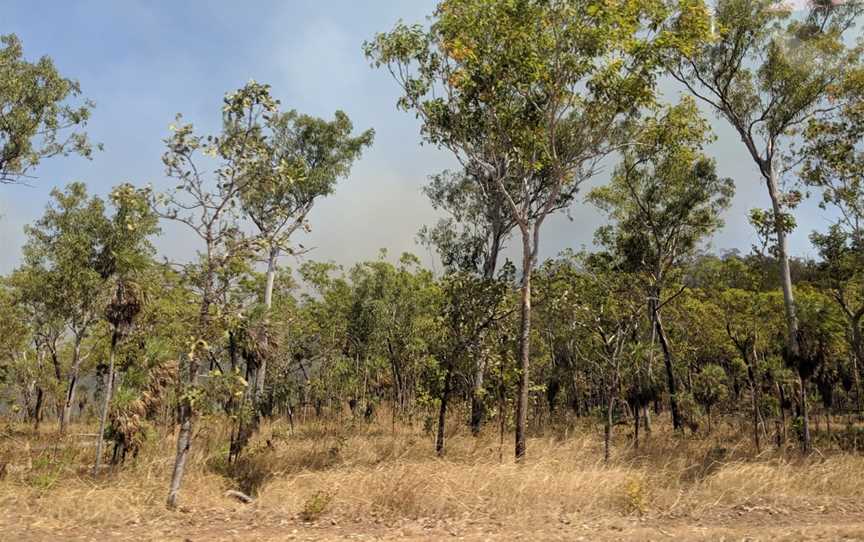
left=33, top=387, right=44, bottom=431
left=766, top=163, right=800, bottom=356
left=167, top=279, right=211, bottom=508
left=93, top=331, right=119, bottom=475
left=257, top=245, right=279, bottom=401
left=515, top=234, right=533, bottom=461
left=800, top=376, right=812, bottom=454
left=470, top=357, right=487, bottom=436
left=436, top=362, right=454, bottom=456
left=746, top=352, right=761, bottom=454
left=650, top=295, right=681, bottom=431
left=60, top=340, right=84, bottom=434
left=167, top=399, right=194, bottom=508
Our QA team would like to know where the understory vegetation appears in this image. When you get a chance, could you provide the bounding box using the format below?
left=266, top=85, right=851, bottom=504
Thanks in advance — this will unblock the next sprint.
left=2, top=1, right=864, bottom=532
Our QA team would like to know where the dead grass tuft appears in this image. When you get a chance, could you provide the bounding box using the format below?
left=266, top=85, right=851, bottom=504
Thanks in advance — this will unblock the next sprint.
left=1, top=414, right=863, bottom=534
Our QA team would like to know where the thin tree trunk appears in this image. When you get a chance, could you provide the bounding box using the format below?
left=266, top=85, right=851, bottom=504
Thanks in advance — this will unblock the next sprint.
left=643, top=405, right=651, bottom=433
left=776, top=382, right=787, bottom=448
left=93, top=331, right=119, bottom=475
left=766, top=163, right=800, bottom=355
left=167, top=278, right=211, bottom=508
left=167, top=400, right=193, bottom=508
left=470, top=356, right=487, bottom=436
left=515, top=235, right=533, bottom=461
left=436, top=362, right=454, bottom=456
left=471, top=232, right=502, bottom=435
left=800, top=376, right=812, bottom=454
left=651, top=296, right=681, bottom=431
left=33, top=387, right=44, bottom=431
left=60, top=340, right=84, bottom=434
left=257, top=245, right=279, bottom=401
left=749, top=368, right=761, bottom=454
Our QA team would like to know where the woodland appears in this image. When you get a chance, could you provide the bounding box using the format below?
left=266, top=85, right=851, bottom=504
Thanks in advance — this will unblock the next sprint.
left=2, top=1, right=864, bottom=540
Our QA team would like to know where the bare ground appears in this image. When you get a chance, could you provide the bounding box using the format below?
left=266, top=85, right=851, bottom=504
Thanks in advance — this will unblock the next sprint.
left=4, top=504, right=864, bottom=541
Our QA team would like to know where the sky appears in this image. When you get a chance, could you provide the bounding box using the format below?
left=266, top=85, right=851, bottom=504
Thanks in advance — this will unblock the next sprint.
left=0, top=1, right=837, bottom=276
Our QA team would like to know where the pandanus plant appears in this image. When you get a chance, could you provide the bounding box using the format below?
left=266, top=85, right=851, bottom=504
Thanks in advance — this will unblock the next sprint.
left=93, top=280, right=144, bottom=475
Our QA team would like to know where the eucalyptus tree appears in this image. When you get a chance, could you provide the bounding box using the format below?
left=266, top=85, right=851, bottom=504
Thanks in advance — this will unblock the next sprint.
left=5, top=267, right=63, bottom=427
left=589, top=100, right=734, bottom=430
left=666, top=0, right=864, bottom=356
left=0, top=34, right=99, bottom=185
left=418, top=165, right=517, bottom=433
left=93, top=184, right=159, bottom=475
left=20, top=182, right=112, bottom=433
left=154, top=82, right=274, bottom=509
left=802, top=73, right=864, bottom=411
left=367, top=0, right=691, bottom=460
left=240, top=107, right=373, bottom=400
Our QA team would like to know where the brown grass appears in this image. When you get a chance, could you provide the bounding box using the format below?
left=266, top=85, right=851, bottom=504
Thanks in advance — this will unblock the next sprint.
left=1, top=412, right=863, bottom=538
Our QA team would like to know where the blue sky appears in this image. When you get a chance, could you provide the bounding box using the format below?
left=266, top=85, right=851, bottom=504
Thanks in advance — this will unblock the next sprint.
left=0, top=1, right=833, bottom=274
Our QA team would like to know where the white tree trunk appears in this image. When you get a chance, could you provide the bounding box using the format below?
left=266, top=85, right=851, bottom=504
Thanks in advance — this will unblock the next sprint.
left=93, top=333, right=117, bottom=475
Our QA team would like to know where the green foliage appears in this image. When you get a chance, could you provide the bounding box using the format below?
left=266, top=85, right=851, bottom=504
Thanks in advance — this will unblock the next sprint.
left=300, top=490, right=334, bottom=521
left=589, top=98, right=734, bottom=283
left=693, top=364, right=729, bottom=412
left=240, top=101, right=374, bottom=255
left=0, top=34, right=99, bottom=185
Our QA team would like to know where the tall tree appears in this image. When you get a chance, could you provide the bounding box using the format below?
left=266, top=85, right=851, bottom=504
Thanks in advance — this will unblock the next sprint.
left=367, top=0, right=686, bottom=460
left=589, top=99, right=735, bottom=429
left=803, top=68, right=864, bottom=413
left=93, top=183, right=159, bottom=475
left=418, top=166, right=517, bottom=434
left=20, top=182, right=111, bottom=433
left=240, top=106, right=373, bottom=400
left=155, top=82, right=273, bottom=509
left=0, top=34, right=99, bottom=185
left=666, top=0, right=863, bottom=356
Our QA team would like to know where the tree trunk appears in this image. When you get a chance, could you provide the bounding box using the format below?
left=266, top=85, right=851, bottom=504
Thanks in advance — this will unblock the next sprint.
left=470, top=356, right=487, bottom=436
left=745, top=351, right=761, bottom=454
left=167, top=280, right=211, bottom=508
left=167, top=400, right=193, bottom=509
left=776, top=381, right=787, bottom=448
left=93, top=331, right=119, bottom=475
left=633, top=402, right=640, bottom=450
left=436, top=362, right=454, bottom=456
left=766, top=163, right=800, bottom=355
left=651, top=295, right=681, bottom=431
left=515, top=235, right=533, bottom=462
left=33, top=387, right=44, bottom=431
left=800, top=376, right=812, bottom=454
left=257, top=245, right=279, bottom=401
left=472, top=231, right=502, bottom=435
left=643, top=405, right=651, bottom=433
left=60, top=340, right=84, bottom=434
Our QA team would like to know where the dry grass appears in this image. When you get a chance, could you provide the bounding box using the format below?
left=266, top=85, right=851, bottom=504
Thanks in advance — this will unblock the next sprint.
left=1, top=412, right=863, bottom=537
